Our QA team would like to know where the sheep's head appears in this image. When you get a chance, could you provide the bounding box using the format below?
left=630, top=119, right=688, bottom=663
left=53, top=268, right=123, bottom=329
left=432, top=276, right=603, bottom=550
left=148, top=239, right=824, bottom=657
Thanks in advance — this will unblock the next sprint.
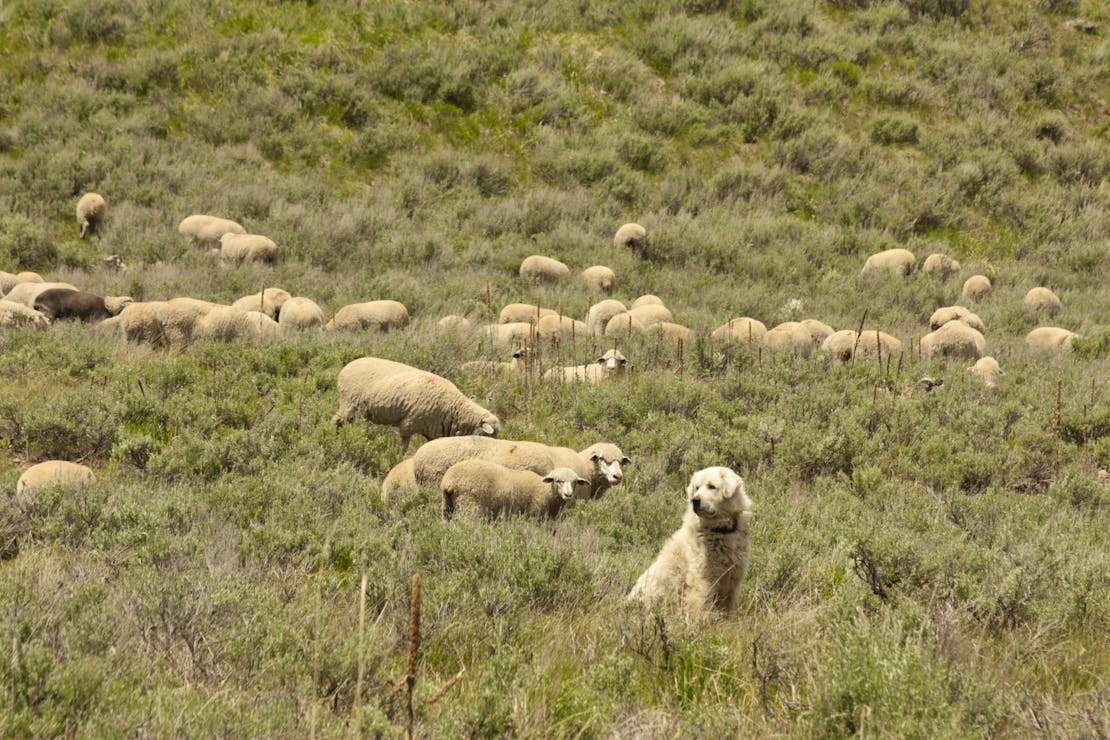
left=582, top=443, right=631, bottom=487
left=543, top=468, right=590, bottom=502
left=476, top=413, right=501, bottom=438
left=597, top=349, right=628, bottom=374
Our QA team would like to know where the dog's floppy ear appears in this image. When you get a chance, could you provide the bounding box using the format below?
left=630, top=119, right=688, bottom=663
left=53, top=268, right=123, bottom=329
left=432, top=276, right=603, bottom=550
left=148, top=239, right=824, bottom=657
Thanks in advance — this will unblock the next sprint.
left=721, top=468, right=744, bottom=497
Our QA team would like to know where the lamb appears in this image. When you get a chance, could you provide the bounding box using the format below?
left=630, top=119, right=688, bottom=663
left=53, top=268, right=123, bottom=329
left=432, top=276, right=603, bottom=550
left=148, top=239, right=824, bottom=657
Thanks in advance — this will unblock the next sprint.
left=178, top=214, right=246, bottom=249
left=331, top=357, right=501, bottom=453
left=1026, top=327, right=1078, bottom=354
left=231, top=288, right=291, bottom=320
left=929, top=306, right=986, bottom=333
left=460, top=348, right=529, bottom=376
left=1024, top=287, right=1062, bottom=315
left=580, top=265, right=616, bottom=294
left=219, top=233, right=278, bottom=265
left=920, top=321, right=985, bottom=360
left=33, top=289, right=131, bottom=323
left=860, top=248, right=916, bottom=277
left=2, top=281, right=80, bottom=308
left=16, top=461, right=96, bottom=497
left=0, top=271, right=42, bottom=295
left=962, top=275, right=992, bottom=302
left=326, top=300, right=410, bottom=332
left=441, top=461, right=588, bottom=520
left=586, top=299, right=628, bottom=335
left=763, top=322, right=816, bottom=358
left=968, top=356, right=1003, bottom=388
left=543, top=349, right=629, bottom=383
left=277, top=297, right=325, bottom=329
left=710, top=317, right=767, bottom=344
left=921, top=253, right=960, bottom=279
left=0, top=299, right=50, bottom=330
left=76, top=192, right=106, bottom=239
left=614, top=222, right=646, bottom=248
left=519, top=255, right=569, bottom=282
left=499, top=303, right=557, bottom=324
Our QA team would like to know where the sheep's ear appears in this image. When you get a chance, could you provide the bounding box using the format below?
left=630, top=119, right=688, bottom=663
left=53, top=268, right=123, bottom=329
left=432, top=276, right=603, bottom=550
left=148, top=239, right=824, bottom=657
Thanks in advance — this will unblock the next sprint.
left=621, top=456, right=631, bottom=465
left=542, top=475, right=555, bottom=483
left=480, top=422, right=495, bottom=435
left=577, top=478, right=589, bottom=486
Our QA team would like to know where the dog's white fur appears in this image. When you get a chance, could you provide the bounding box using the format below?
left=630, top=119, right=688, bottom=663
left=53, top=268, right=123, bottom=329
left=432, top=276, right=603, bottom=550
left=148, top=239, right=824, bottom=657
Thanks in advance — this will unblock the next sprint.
left=628, top=467, right=753, bottom=615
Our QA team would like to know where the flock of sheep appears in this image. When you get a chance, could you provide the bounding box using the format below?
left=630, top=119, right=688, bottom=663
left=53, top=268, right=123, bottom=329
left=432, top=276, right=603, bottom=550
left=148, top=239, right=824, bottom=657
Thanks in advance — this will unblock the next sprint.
left=2, top=193, right=1087, bottom=616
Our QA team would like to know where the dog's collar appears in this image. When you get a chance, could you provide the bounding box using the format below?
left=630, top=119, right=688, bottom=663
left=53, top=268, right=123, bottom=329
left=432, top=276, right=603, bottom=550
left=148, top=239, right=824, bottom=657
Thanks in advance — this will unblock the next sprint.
left=709, top=516, right=740, bottom=535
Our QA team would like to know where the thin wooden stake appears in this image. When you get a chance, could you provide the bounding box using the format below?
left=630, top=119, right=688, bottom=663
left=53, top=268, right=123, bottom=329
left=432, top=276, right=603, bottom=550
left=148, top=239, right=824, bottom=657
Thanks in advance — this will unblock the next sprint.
left=406, top=574, right=421, bottom=739
left=1055, top=380, right=1063, bottom=434
left=352, top=573, right=368, bottom=726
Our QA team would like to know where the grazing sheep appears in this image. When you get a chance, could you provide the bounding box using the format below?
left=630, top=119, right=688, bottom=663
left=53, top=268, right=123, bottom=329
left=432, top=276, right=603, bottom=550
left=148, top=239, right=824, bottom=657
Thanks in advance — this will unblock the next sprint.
left=16, top=461, right=96, bottom=497
left=614, top=222, right=646, bottom=248
left=801, top=319, right=835, bottom=345
left=631, top=294, right=665, bottom=309
left=628, top=304, right=673, bottom=327
left=628, top=466, right=752, bottom=616
left=764, top=322, right=816, bottom=358
left=0, top=271, right=43, bottom=296
left=441, top=461, right=587, bottom=520
left=586, top=299, right=628, bottom=335
left=219, top=233, right=278, bottom=265
left=860, top=248, right=916, bottom=277
left=326, top=300, right=410, bottom=332
left=920, top=321, right=986, bottom=360
left=33, top=289, right=130, bottom=323
left=118, top=297, right=221, bottom=349
left=380, top=458, right=417, bottom=502
left=535, top=314, right=589, bottom=341
left=0, top=299, right=50, bottom=330
left=231, top=288, right=291, bottom=320
left=331, top=357, right=501, bottom=453
left=438, top=315, right=474, bottom=333
left=2, top=281, right=80, bottom=308
left=821, top=329, right=903, bottom=363
left=968, top=357, right=1003, bottom=388
left=277, top=297, right=325, bottom=330
left=520, top=255, right=570, bottom=282
left=1024, top=287, right=1062, bottom=315
left=499, top=303, right=557, bottom=325
left=460, top=348, right=529, bottom=377
left=178, top=214, right=246, bottom=249
left=962, top=275, right=992, bottom=302
left=543, top=348, right=629, bottom=383
left=482, top=322, right=534, bottom=350
left=580, top=265, right=616, bottom=294
left=929, top=306, right=986, bottom=334
left=604, top=312, right=647, bottom=339
left=922, top=253, right=960, bottom=279
left=710, top=317, right=767, bottom=344
left=649, top=322, right=695, bottom=343
left=1026, top=327, right=1078, bottom=354
left=76, top=192, right=106, bottom=239
left=193, top=305, right=280, bottom=342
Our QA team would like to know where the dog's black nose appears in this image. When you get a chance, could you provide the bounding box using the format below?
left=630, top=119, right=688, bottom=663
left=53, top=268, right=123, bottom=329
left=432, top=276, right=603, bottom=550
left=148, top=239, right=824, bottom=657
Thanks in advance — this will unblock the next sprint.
left=691, top=497, right=702, bottom=511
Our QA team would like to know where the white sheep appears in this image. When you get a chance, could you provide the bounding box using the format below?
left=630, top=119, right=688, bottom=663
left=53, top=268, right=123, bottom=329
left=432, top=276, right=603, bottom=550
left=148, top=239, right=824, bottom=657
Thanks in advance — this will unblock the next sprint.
left=929, top=306, right=986, bottom=334
left=193, top=305, right=280, bottom=342
left=326, top=301, right=410, bottom=332
left=580, top=265, right=616, bottom=294
left=535, top=314, right=589, bottom=341
left=821, top=329, right=903, bottom=363
left=178, top=214, right=246, bottom=249
left=764, top=322, right=815, bottom=358
left=16, top=461, right=96, bottom=497
left=520, top=255, right=569, bottom=282
left=482, top=322, right=535, bottom=350
left=614, top=222, right=646, bottom=248
left=0, top=299, right=50, bottom=330
left=219, top=233, right=278, bottom=265
left=231, top=288, right=291, bottom=320
left=0, top=271, right=43, bottom=296
left=921, top=253, right=960, bottom=279
left=628, top=303, right=673, bottom=327
left=1024, top=287, right=1062, bottom=315
left=543, top=348, right=629, bottom=383
left=586, top=299, right=628, bottom=335
left=920, top=321, right=985, bottom=360
left=438, top=315, right=474, bottom=333
left=710, top=317, right=767, bottom=344
left=1026, top=327, right=1078, bottom=354
left=801, top=319, right=835, bottom=345
left=649, top=322, right=694, bottom=344
left=499, top=303, right=557, bottom=324
left=631, top=294, right=665, bottom=309
left=277, top=297, right=325, bottom=330
left=76, top=192, right=106, bottom=239
left=380, top=458, right=417, bottom=502
left=331, top=357, right=501, bottom=453
left=460, top=348, right=529, bottom=377
left=604, top=313, right=647, bottom=339
left=441, top=461, right=588, bottom=520
left=968, top=357, right=1003, bottom=388
left=860, top=248, right=916, bottom=276
left=2, top=281, right=80, bottom=308
left=961, top=275, right=992, bottom=302
left=116, top=297, right=221, bottom=349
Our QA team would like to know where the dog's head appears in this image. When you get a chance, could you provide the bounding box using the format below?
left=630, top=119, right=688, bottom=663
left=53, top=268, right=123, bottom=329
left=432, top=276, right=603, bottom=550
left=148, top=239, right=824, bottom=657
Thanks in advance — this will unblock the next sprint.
left=686, top=467, right=752, bottom=529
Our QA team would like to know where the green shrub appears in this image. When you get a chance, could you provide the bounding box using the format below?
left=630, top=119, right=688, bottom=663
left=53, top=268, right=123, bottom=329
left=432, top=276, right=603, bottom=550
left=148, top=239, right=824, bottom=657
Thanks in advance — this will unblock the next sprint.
left=0, top=216, right=57, bottom=270
left=869, top=113, right=919, bottom=145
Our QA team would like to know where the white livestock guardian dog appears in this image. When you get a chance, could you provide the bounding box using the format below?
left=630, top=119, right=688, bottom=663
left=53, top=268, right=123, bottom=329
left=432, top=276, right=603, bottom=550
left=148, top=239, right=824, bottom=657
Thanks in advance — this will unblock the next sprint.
left=629, top=467, right=753, bottom=616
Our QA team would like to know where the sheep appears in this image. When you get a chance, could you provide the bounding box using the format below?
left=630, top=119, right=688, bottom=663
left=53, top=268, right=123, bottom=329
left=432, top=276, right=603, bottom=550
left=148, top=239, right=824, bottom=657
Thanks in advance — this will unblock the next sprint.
left=277, top=297, right=325, bottom=330
left=929, top=306, right=986, bottom=334
left=441, top=461, right=588, bottom=520
left=860, top=248, right=916, bottom=276
left=193, top=305, right=280, bottom=342
left=2, top=281, right=80, bottom=308
left=219, top=233, right=278, bottom=265
left=614, top=222, right=646, bottom=248
left=577, top=441, right=632, bottom=499
left=33, top=288, right=131, bottom=323
left=380, top=458, right=417, bottom=502
left=543, top=348, right=628, bottom=383
left=580, top=265, right=616, bottom=294
left=1026, top=327, right=1078, bottom=354
left=460, top=348, right=529, bottom=377
left=231, top=288, right=291, bottom=320
left=1024, top=287, right=1062, bottom=315
left=499, top=303, right=557, bottom=324
left=628, top=303, right=673, bottom=327
left=631, top=294, right=665, bottom=309
left=800, top=319, right=835, bottom=346
left=962, top=275, right=992, bottom=302
left=710, top=317, right=767, bottom=344
left=649, top=322, right=694, bottom=344
left=586, top=299, right=628, bottom=335
left=0, top=271, right=43, bottom=295
left=331, top=357, right=501, bottom=453
left=178, top=214, right=246, bottom=249
left=821, top=329, right=903, bottom=363
left=16, top=461, right=96, bottom=497
left=76, top=192, right=106, bottom=239
left=763, top=322, right=815, bottom=357
left=604, top=312, right=647, bottom=339
left=0, top=299, right=50, bottom=330
left=482, top=322, right=535, bottom=350
left=535, top=314, right=589, bottom=341
left=921, top=253, right=960, bottom=279
left=920, top=321, right=985, bottom=360
left=326, top=300, right=410, bottom=332
left=438, top=315, right=474, bottom=333
left=968, top=357, right=1003, bottom=388
left=118, top=297, right=221, bottom=349
left=519, top=255, right=569, bottom=282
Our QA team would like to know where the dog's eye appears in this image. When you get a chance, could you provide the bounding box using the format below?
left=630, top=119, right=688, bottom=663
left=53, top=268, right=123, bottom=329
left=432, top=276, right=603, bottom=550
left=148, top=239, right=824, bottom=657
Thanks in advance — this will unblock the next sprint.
left=706, top=483, right=716, bottom=490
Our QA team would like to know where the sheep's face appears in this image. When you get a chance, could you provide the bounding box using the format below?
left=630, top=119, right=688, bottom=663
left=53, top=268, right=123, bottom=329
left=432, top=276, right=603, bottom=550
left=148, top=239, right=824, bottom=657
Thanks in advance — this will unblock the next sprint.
left=543, top=469, right=590, bottom=501
left=597, top=349, right=628, bottom=373
left=686, top=467, right=752, bottom=525
left=476, top=414, right=501, bottom=438
left=590, top=451, right=631, bottom=486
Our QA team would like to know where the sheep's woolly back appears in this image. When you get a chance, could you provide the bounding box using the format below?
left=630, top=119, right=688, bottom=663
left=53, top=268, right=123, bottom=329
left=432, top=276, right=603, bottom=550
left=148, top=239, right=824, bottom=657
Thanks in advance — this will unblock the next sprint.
left=604, top=312, right=646, bottom=339
left=220, top=233, right=278, bottom=265
left=962, top=275, right=992, bottom=302
left=710, top=317, right=767, bottom=343
left=0, top=299, right=49, bottom=330
left=499, top=303, right=557, bottom=324
left=178, top=214, right=245, bottom=248
left=1024, top=287, right=1062, bottom=315
left=411, top=437, right=585, bottom=488
left=0, top=271, right=43, bottom=295
left=76, top=192, right=106, bottom=238
left=441, top=460, right=585, bottom=519
left=438, top=315, right=473, bottom=333
left=922, top=253, right=960, bottom=279
left=821, top=329, right=902, bottom=363
left=519, top=255, right=569, bottom=282
left=193, top=305, right=278, bottom=342
left=119, top=297, right=221, bottom=349
left=232, top=288, right=291, bottom=319
left=3, top=282, right=80, bottom=307
left=381, top=458, right=418, bottom=502
left=535, top=314, right=588, bottom=341
left=861, top=248, right=916, bottom=276
left=1026, top=327, right=1077, bottom=354
left=327, top=300, right=410, bottom=332
left=920, top=321, right=985, bottom=360
left=764, top=322, right=815, bottom=358
left=278, top=297, right=325, bottom=329
left=585, top=299, right=628, bottom=335
left=628, top=304, right=672, bottom=327
left=614, top=222, right=646, bottom=247
left=580, top=265, right=615, bottom=294
left=969, top=357, right=1003, bottom=387
left=17, top=461, right=96, bottom=497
